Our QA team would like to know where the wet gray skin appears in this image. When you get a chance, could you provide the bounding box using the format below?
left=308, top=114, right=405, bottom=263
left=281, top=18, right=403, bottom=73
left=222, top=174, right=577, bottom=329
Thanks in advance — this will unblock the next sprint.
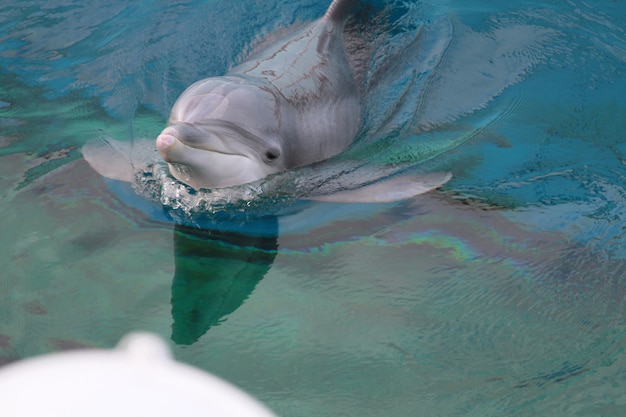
left=156, top=0, right=360, bottom=190
left=84, top=0, right=454, bottom=204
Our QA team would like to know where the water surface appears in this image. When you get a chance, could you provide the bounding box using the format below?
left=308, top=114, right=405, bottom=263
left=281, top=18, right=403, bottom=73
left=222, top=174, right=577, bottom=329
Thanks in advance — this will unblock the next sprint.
left=1, top=1, right=626, bottom=416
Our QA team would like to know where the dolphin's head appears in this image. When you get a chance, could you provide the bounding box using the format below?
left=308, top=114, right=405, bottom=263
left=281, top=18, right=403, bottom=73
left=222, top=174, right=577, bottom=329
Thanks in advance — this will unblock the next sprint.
left=156, top=77, right=287, bottom=189
left=156, top=122, right=283, bottom=189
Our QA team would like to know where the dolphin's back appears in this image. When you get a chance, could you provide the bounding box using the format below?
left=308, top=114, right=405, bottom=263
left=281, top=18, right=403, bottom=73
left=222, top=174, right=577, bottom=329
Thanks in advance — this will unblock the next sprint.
left=230, top=0, right=360, bottom=168
left=324, top=0, right=358, bottom=22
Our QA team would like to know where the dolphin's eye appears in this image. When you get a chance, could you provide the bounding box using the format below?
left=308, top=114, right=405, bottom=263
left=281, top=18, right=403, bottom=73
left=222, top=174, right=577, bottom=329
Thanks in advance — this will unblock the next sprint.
left=264, top=149, right=280, bottom=162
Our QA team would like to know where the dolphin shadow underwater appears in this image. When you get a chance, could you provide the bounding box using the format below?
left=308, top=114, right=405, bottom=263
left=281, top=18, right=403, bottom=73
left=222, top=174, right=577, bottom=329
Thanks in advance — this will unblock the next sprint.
left=170, top=221, right=278, bottom=345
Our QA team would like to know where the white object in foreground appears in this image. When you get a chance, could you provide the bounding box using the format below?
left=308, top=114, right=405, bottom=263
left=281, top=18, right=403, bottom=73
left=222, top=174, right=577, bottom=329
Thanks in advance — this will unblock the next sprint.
left=0, top=332, right=277, bottom=417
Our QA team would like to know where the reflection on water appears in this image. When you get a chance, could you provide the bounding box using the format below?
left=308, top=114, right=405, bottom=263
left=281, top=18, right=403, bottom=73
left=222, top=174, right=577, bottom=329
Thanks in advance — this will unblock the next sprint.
left=171, top=223, right=278, bottom=345
left=1, top=0, right=626, bottom=416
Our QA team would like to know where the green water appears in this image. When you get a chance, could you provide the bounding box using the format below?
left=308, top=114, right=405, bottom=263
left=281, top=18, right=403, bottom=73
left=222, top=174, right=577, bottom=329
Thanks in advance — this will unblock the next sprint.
left=2, top=1, right=626, bottom=416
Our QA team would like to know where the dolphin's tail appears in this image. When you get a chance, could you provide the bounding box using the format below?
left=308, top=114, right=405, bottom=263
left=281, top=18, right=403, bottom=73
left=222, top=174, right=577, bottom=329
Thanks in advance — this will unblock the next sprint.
left=323, top=0, right=358, bottom=23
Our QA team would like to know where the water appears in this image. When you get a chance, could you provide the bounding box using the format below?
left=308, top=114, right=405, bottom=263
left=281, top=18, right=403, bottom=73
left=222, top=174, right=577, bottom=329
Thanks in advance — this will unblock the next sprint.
left=1, top=0, right=626, bottom=415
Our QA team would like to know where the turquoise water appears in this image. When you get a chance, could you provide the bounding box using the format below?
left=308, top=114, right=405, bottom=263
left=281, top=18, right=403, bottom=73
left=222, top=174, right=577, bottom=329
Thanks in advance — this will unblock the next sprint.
left=2, top=0, right=626, bottom=415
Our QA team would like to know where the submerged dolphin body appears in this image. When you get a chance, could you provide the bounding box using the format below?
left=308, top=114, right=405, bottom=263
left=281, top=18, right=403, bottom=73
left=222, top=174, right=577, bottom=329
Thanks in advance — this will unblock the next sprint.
left=84, top=0, right=452, bottom=204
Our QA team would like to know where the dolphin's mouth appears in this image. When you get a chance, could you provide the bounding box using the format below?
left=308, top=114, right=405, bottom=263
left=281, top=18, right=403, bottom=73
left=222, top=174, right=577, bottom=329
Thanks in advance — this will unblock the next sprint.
left=156, top=131, right=249, bottom=162
left=158, top=120, right=276, bottom=158
left=156, top=130, right=274, bottom=189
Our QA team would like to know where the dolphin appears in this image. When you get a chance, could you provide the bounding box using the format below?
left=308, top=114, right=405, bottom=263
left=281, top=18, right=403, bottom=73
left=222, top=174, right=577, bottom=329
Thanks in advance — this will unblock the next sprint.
left=83, top=0, right=452, bottom=204
left=156, top=0, right=362, bottom=190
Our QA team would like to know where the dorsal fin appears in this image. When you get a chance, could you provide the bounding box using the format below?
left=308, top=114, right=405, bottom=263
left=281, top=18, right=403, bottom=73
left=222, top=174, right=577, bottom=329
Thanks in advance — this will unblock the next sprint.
left=323, top=0, right=358, bottom=23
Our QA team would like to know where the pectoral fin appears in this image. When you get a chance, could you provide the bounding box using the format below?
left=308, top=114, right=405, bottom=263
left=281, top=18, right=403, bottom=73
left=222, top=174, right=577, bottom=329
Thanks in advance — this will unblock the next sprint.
left=82, top=137, right=157, bottom=183
left=82, top=137, right=134, bottom=182
left=310, top=172, right=452, bottom=203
